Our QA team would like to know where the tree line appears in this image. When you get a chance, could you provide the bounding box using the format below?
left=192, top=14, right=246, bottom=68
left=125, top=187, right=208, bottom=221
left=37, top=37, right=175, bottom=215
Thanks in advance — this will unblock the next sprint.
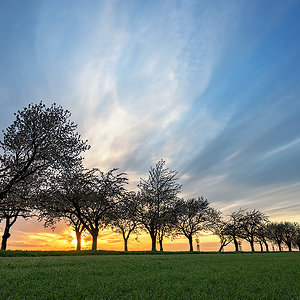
left=1, top=103, right=299, bottom=252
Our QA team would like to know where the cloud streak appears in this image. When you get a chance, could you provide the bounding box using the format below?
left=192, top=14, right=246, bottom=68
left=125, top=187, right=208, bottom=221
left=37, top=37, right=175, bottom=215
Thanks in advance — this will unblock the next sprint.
left=1, top=0, right=300, bottom=250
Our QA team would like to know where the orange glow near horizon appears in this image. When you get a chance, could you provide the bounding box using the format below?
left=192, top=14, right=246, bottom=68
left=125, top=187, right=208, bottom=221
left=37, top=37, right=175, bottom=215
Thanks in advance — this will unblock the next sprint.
left=2, top=214, right=299, bottom=252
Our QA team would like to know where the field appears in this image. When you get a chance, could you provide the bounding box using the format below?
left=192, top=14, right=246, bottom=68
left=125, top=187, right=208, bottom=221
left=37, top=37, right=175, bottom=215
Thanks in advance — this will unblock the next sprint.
left=0, top=252, right=299, bottom=299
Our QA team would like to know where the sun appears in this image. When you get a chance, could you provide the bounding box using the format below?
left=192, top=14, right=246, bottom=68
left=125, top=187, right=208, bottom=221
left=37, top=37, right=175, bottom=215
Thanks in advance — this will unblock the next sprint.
left=65, top=229, right=88, bottom=249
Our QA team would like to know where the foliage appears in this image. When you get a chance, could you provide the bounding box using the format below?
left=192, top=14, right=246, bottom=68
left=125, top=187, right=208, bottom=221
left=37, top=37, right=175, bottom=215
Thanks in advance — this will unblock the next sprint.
left=0, top=102, right=89, bottom=249
left=0, top=102, right=89, bottom=201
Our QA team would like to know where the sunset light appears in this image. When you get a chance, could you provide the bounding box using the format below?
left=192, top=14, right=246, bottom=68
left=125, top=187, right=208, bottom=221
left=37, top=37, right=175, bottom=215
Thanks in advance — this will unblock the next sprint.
left=1, top=1, right=300, bottom=298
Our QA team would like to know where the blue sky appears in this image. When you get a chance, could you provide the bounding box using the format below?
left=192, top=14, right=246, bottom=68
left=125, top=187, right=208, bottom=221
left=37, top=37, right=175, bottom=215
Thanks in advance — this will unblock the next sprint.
left=1, top=0, right=300, bottom=224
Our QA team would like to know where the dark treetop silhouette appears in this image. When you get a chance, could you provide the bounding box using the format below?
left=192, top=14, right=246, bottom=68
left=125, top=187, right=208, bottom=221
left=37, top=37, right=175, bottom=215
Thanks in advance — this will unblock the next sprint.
left=136, top=160, right=181, bottom=251
left=0, top=102, right=89, bottom=250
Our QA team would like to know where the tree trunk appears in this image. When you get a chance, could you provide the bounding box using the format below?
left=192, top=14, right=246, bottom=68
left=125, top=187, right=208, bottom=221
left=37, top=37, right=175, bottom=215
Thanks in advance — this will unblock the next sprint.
left=75, top=229, right=82, bottom=251
left=159, top=238, right=163, bottom=252
left=124, top=237, right=128, bottom=252
left=188, top=236, right=193, bottom=252
left=150, top=232, right=157, bottom=251
left=218, top=243, right=224, bottom=252
left=250, top=240, right=255, bottom=252
left=1, top=219, right=11, bottom=250
left=286, top=242, right=292, bottom=252
left=264, top=241, right=269, bottom=252
left=277, top=242, right=282, bottom=252
left=259, top=241, right=263, bottom=252
left=297, top=243, right=300, bottom=251
left=91, top=232, right=98, bottom=251
left=233, top=238, right=239, bottom=252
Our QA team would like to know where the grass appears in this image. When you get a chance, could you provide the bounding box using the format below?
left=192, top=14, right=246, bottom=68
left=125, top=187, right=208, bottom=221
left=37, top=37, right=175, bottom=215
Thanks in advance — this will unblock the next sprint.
left=0, top=252, right=299, bottom=299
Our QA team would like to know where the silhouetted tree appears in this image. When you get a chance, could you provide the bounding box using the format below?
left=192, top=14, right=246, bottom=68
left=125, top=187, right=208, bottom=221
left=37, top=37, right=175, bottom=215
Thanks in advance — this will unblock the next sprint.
left=292, top=223, right=300, bottom=251
left=172, top=197, right=219, bottom=251
left=0, top=102, right=89, bottom=201
left=0, top=179, right=36, bottom=250
left=39, top=191, right=86, bottom=252
left=240, top=209, right=269, bottom=252
left=70, top=216, right=85, bottom=251
left=137, top=160, right=181, bottom=251
left=109, top=191, right=139, bottom=251
left=255, top=223, right=271, bottom=252
left=225, top=210, right=244, bottom=251
left=0, top=195, right=31, bottom=250
left=157, top=210, right=175, bottom=252
left=0, top=102, right=89, bottom=249
left=214, top=219, right=233, bottom=252
left=268, top=222, right=285, bottom=251
left=39, top=167, right=127, bottom=251
left=281, top=222, right=296, bottom=251
left=38, top=167, right=95, bottom=250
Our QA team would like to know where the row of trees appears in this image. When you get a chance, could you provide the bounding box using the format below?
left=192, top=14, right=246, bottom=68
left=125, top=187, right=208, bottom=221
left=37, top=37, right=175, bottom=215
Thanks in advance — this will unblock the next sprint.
left=1, top=102, right=299, bottom=252
left=215, top=211, right=300, bottom=252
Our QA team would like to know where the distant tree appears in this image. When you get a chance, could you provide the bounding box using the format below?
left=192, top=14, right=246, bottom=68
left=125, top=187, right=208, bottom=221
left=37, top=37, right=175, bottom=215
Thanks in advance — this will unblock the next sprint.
left=292, top=223, right=300, bottom=251
left=0, top=102, right=89, bottom=201
left=214, top=219, right=233, bottom=252
left=109, top=191, right=139, bottom=251
left=225, top=210, right=244, bottom=252
left=240, top=209, right=269, bottom=252
left=281, top=222, right=296, bottom=251
left=172, top=197, right=219, bottom=251
left=137, top=160, right=181, bottom=251
left=79, top=169, right=127, bottom=250
left=268, top=222, right=285, bottom=251
left=255, top=223, right=271, bottom=252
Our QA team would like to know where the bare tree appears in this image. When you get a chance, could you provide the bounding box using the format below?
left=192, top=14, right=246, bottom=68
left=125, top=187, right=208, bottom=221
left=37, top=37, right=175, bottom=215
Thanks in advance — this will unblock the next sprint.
left=172, top=197, right=219, bottom=251
left=109, top=192, right=139, bottom=251
left=137, top=160, right=181, bottom=251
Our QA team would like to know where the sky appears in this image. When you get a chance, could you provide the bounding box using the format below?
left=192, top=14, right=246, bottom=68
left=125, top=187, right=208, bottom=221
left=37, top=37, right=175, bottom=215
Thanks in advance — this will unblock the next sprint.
left=0, top=0, right=300, bottom=251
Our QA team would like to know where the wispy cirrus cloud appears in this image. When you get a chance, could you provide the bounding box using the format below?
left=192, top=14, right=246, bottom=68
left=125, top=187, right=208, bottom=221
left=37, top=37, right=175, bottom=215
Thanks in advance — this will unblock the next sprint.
left=1, top=0, right=300, bottom=250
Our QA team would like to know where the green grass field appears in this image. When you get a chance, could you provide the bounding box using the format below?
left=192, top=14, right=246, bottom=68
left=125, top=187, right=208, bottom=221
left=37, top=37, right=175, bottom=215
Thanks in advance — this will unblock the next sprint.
left=0, top=252, right=299, bottom=299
